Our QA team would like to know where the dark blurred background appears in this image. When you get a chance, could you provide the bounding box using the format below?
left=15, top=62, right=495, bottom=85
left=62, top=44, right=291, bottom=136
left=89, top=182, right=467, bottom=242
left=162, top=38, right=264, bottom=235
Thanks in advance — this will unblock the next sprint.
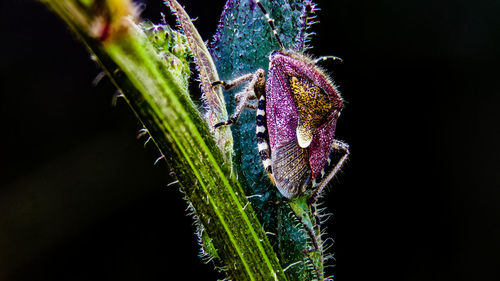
left=1, top=0, right=499, bottom=280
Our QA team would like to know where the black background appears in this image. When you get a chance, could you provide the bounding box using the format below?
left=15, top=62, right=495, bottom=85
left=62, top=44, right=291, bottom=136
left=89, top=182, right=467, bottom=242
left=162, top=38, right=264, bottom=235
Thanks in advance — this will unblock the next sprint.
left=1, top=0, right=499, bottom=280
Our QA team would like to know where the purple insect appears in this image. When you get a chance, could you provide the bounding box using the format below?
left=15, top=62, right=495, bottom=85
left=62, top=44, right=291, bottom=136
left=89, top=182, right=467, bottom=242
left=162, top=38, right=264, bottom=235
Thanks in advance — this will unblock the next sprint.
left=214, top=0, right=349, bottom=202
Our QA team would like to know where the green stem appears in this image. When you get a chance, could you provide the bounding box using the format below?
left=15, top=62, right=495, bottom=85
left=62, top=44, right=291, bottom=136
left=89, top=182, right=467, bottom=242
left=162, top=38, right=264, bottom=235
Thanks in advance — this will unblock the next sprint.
left=41, top=0, right=287, bottom=280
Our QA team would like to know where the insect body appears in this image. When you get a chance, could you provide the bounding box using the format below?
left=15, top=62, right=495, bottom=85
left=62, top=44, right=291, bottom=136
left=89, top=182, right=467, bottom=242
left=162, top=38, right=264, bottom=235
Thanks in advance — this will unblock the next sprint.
left=214, top=0, right=349, bottom=202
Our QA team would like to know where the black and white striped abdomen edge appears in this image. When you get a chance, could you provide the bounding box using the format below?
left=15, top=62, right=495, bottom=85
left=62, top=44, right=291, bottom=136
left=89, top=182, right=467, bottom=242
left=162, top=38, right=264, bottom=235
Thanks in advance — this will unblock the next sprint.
left=256, top=95, right=272, bottom=175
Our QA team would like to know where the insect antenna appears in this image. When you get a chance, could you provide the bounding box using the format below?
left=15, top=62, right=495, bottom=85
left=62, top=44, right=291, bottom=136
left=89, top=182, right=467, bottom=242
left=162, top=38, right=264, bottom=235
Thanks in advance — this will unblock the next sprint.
left=255, top=0, right=285, bottom=50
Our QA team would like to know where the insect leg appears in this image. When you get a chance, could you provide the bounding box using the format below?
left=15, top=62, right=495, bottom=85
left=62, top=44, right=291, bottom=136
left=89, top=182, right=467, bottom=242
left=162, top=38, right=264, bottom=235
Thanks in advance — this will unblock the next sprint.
left=211, top=73, right=254, bottom=90
left=214, top=70, right=265, bottom=128
left=310, top=139, right=350, bottom=203
left=244, top=103, right=258, bottom=109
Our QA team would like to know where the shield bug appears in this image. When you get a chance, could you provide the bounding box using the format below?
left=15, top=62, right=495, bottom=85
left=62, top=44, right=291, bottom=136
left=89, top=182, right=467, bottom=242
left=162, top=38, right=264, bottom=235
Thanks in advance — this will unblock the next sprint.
left=214, top=0, right=349, bottom=202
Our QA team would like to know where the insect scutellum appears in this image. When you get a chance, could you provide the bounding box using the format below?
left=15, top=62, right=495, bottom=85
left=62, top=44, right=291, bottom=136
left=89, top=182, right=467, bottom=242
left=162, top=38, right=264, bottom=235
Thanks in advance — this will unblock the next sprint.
left=213, top=0, right=349, bottom=203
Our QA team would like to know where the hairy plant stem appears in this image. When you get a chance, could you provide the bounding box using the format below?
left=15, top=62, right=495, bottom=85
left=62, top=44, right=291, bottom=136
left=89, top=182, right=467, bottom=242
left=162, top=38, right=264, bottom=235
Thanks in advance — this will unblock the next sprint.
left=41, top=0, right=287, bottom=280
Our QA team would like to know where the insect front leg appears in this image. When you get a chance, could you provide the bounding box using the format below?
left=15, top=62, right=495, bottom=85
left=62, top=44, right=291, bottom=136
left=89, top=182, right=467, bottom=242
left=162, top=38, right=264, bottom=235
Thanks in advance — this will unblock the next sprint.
left=213, top=69, right=266, bottom=128
left=310, top=139, right=350, bottom=203
left=211, top=72, right=255, bottom=90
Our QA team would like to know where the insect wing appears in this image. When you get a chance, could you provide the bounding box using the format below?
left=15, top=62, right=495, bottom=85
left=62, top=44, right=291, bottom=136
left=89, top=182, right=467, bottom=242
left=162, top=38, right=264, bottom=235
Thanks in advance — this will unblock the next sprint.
left=271, top=139, right=311, bottom=198
left=266, top=60, right=312, bottom=198
left=265, top=61, right=297, bottom=151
